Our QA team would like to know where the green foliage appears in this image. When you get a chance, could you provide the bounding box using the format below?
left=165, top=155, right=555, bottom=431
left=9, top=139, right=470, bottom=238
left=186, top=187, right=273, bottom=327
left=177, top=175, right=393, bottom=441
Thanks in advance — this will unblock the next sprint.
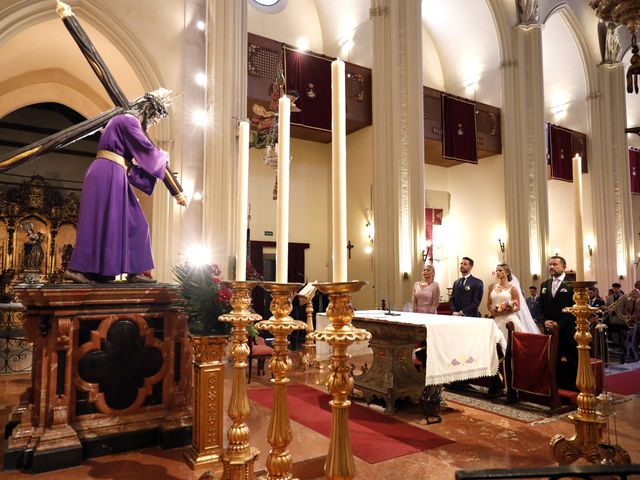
left=173, top=264, right=232, bottom=336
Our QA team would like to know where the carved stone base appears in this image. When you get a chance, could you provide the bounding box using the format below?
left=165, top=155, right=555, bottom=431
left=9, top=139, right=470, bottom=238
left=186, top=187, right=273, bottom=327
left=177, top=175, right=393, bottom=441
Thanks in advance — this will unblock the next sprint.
left=32, top=444, right=83, bottom=474
left=352, top=318, right=424, bottom=415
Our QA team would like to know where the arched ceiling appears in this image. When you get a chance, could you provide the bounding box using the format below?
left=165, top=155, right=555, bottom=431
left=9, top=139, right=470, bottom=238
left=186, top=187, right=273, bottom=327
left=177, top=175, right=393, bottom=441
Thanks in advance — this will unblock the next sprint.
left=248, top=0, right=638, bottom=131
left=0, top=18, right=143, bottom=118
left=247, top=0, right=324, bottom=52
left=1, top=0, right=636, bottom=140
left=542, top=10, right=589, bottom=132
left=421, top=0, right=503, bottom=106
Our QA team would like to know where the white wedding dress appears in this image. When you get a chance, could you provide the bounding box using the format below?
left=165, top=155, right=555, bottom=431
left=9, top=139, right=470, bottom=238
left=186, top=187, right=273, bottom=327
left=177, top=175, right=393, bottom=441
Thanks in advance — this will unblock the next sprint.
left=511, top=275, right=541, bottom=335
left=490, top=284, right=525, bottom=341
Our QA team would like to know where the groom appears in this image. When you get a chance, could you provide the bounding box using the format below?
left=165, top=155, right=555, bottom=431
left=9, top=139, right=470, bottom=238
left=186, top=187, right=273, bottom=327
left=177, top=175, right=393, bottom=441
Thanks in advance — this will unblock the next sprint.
left=450, top=257, right=484, bottom=317
left=539, top=255, right=577, bottom=391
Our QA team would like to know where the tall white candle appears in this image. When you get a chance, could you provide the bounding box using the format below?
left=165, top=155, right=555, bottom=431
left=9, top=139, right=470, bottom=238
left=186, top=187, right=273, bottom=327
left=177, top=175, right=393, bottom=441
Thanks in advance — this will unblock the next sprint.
left=331, top=59, right=347, bottom=282
left=573, top=155, right=584, bottom=281
left=236, top=121, right=250, bottom=281
left=276, top=96, right=291, bottom=283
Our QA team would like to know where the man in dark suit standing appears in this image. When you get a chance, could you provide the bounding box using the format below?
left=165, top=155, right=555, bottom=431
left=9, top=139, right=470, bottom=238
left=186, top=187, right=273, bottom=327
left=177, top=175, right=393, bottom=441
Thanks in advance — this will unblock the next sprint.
left=526, top=285, right=542, bottom=325
left=450, top=257, right=484, bottom=317
left=539, top=256, right=577, bottom=391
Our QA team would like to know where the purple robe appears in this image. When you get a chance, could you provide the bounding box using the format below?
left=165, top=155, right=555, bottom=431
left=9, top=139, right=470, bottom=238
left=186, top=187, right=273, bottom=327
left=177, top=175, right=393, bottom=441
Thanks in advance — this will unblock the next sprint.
left=68, top=114, right=166, bottom=276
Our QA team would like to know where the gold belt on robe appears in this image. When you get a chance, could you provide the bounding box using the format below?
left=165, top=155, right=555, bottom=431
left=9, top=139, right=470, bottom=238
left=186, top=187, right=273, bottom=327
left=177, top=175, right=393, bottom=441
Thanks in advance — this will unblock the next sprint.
left=96, top=150, right=126, bottom=168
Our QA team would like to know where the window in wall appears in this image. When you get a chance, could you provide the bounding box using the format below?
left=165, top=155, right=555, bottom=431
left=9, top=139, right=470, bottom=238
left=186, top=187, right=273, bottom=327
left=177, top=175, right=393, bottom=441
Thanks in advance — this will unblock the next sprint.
left=248, top=0, right=288, bottom=14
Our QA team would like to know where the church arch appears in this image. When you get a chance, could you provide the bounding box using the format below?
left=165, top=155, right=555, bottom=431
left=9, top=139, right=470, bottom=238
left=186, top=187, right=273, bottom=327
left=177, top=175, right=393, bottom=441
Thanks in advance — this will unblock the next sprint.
left=543, top=3, right=598, bottom=98
left=0, top=0, right=172, bottom=141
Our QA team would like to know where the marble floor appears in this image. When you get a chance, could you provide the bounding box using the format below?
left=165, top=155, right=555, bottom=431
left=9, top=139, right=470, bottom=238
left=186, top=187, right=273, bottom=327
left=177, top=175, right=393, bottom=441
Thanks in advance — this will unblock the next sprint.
left=0, top=355, right=638, bottom=480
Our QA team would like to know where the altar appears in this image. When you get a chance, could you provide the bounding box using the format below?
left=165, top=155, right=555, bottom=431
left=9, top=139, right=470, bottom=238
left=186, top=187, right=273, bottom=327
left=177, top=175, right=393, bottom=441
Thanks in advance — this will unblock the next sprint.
left=316, top=310, right=504, bottom=414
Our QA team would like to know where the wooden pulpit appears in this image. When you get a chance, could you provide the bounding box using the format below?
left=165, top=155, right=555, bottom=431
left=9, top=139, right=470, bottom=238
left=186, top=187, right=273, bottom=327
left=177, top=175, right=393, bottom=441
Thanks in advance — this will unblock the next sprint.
left=5, top=284, right=192, bottom=473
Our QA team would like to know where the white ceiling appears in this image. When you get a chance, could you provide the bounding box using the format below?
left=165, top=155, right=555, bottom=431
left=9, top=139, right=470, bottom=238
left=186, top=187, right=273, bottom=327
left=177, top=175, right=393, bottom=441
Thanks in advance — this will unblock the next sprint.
left=0, top=0, right=636, bottom=137
left=248, top=0, right=638, bottom=135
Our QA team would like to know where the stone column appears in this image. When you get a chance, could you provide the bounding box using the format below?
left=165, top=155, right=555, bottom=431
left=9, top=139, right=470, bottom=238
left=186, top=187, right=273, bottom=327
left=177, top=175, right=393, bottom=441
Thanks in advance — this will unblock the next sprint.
left=152, top=136, right=180, bottom=282
left=203, top=0, right=247, bottom=276
left=589, top=63, right=634, bottom=286
left=181, top=0, right=208, bottom=251
left=370, top=0, right=425, bottom=308
left=501, top=23, right=549, bottom=282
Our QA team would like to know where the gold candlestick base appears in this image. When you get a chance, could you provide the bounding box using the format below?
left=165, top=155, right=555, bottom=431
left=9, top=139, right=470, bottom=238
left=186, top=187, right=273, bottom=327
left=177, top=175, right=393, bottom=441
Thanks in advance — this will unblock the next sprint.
left=255, top=282, right=306, bottom=480
left=300, top=296, right=318, bottom=369
left=300, top=340, right=317, bottom=370
left=184, top=335, right=229, bottom=469
left=550, top=281, right=630, bottom=465
left=219, top=281, right=261, bottom=480
left=310, top=281, right=371, bottom=480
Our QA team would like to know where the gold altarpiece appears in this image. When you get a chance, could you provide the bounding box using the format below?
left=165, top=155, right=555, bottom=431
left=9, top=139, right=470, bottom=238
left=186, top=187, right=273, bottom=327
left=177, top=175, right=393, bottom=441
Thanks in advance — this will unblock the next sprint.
left=0, top=175, right=80, bottom=284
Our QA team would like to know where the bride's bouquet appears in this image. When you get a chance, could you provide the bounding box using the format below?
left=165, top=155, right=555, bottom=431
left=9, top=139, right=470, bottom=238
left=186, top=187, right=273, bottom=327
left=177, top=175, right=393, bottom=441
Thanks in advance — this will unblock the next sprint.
left=495, top=299, right=518, bottom=313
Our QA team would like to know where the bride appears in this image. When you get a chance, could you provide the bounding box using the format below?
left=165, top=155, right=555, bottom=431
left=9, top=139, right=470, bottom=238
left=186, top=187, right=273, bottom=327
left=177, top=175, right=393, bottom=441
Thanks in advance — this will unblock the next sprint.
left=487, top=263, right=539, bottom=341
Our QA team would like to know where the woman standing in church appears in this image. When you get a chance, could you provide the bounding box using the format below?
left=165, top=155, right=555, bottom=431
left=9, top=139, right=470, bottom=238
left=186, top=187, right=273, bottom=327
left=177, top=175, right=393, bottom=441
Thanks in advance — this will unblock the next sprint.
left=412, top=264, right=440, bottom=314
left=487, top=264, right=524, bottom=340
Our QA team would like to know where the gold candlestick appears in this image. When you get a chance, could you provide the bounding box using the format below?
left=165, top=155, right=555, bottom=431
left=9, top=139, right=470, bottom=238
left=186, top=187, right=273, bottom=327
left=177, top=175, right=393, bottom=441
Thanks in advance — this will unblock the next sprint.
left=550, top=281, right=630, bottom=465
left=219, top=281, right=261, bottom=480
left=310, top=281, right=371, bottom=480
left=184, top=335, right=229, bottom=468
left=255, top=282, right=306, bottom=480
left=300, top=292, right=318, bottom=369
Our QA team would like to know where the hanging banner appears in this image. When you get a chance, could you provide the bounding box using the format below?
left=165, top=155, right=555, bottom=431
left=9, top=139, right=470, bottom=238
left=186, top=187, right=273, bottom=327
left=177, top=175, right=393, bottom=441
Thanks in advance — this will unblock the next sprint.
left=284, top=46, right=332, bottom=132
left=442, top=94, right=477, bottom=164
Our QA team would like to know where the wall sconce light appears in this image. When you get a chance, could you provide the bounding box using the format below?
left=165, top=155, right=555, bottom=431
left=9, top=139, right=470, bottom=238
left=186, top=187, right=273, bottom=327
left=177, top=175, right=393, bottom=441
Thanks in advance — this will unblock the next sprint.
left=634, top=254, right=640, bottom=269
left=551, top=104, right=567, bottom=119
left=364, top=208, right=374, bottom=254
left=365, top=221, right=373, bottom=241
left=587, top=245, right=593, bottom=257
left=462, top=75, right=480, bottom=93
left=497, top=238, right=505, bottom=253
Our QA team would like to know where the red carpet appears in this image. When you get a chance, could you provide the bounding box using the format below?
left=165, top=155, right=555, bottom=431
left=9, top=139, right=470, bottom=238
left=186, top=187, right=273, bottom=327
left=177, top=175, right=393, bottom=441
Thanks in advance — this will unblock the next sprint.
left=605, top=369, right=640, bottom=396
left=247, top=384, right=453, bottom=464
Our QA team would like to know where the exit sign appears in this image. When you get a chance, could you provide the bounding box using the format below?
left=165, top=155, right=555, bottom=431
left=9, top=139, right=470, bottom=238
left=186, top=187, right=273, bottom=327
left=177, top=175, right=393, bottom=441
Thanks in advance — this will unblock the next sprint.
left=264, top=231, right=273, bottom=236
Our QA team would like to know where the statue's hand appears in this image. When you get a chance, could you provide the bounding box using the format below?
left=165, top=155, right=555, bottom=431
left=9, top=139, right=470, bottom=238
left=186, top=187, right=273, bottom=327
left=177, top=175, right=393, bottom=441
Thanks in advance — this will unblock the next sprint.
left=174, top=192, right=187, bottom=207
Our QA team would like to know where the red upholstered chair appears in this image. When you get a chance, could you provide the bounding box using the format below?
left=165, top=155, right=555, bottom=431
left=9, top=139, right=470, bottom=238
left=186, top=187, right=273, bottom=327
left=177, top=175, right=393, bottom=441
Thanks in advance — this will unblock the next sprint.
left=248, top=335, right=274, bottom=383
left=505, top=321, right=603, bottom=413
left=505, top=321, right=563, bottom=411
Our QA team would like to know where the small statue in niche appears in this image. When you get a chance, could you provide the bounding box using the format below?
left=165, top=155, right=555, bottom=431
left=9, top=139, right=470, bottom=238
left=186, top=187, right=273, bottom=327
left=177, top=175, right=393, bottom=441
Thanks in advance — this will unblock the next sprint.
left=517, top=0, right=539, bottom=25
left=604, top=22, right=621, bottom=64
left=20, top=221, right=46, bottom=271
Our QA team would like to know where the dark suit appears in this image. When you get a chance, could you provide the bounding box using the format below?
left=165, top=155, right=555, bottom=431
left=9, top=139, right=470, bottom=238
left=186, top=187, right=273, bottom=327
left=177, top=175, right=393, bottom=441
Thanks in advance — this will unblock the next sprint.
left=539, top=277, right=577, bottom=390
left=450, top=275, right=483, bottom=317
left=526, top=295, right=541, bottom=322
left=588, top=296, right=606, bottom=311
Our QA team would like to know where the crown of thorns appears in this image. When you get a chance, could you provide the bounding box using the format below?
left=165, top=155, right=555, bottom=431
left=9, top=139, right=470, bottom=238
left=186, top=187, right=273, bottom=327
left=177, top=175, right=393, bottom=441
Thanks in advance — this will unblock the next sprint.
left=133, top=88, right=173, bottom=119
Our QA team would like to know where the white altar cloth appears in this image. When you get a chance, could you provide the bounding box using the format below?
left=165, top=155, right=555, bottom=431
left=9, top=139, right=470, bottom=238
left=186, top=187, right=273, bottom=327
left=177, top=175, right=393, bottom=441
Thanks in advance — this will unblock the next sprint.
left=315, top=310, right=505, bottom=386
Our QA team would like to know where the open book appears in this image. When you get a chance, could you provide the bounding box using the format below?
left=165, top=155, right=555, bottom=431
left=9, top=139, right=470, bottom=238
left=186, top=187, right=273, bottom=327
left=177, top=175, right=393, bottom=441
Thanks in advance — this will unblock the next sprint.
left=297, top=281, right=318, bottom=303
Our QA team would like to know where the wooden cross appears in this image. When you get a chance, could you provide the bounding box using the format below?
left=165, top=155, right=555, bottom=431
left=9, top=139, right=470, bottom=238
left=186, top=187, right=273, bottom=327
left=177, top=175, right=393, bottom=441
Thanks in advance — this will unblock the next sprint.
left=346, top=240, right=354, bottom=259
